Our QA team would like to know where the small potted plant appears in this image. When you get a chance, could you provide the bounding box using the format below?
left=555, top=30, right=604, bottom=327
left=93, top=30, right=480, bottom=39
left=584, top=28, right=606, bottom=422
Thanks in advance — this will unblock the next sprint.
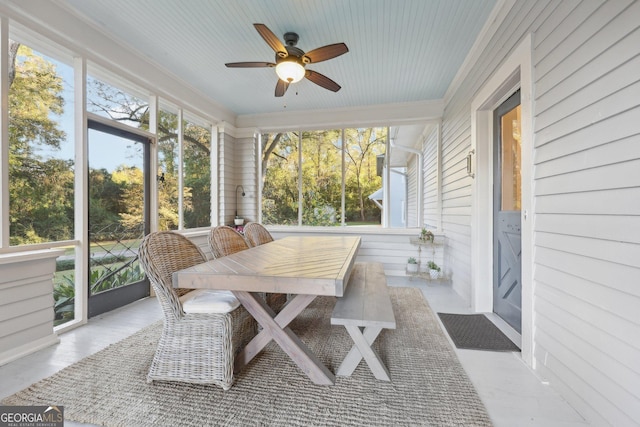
left=419, top=228, right=434, bottom=243
left=427, top=260, right=441, bottom=279
left=407, top=257, right=418, bottom=273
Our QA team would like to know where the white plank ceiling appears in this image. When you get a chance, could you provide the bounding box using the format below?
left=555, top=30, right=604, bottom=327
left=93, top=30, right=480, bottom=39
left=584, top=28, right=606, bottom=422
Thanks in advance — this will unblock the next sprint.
left=59, top=0, right=496, bottom=119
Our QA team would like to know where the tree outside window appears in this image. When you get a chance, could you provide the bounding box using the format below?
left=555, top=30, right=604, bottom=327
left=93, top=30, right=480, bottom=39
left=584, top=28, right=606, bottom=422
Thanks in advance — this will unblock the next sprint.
left=261, top=132, right=299, bottom=225
left=182, top=118, right=211, bottom=229
left=157, top=106, right=180, bottom=231
left=261, top=127, right=386, bottom=226
left=8, top=41, right=75, bottom=245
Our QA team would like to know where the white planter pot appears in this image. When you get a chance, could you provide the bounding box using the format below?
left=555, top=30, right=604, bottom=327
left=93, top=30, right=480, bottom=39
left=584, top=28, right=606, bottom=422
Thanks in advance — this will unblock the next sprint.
left=407, top=263, right=418, bottom=273
left=429, top=269, right=440, bottom=280
left=234, top=218, right=244, bottom=225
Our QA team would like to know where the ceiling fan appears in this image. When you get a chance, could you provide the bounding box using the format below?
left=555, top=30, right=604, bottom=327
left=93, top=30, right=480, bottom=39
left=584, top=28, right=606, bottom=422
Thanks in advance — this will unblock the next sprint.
left=225, top=23, right=348, bottom=97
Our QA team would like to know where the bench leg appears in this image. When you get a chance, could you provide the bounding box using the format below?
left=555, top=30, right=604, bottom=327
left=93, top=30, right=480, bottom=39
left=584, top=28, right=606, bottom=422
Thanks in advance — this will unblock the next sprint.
left=337, top=325, right=391, bottom=381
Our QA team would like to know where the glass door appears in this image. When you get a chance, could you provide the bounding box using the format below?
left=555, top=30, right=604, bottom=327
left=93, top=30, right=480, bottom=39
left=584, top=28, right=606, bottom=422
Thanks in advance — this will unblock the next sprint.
left=87, top=119, right=150, bottom=317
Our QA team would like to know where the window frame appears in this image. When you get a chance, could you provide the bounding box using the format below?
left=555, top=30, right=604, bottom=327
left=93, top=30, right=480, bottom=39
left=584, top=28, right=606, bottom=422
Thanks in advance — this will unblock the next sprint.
left=260, top=126, right=392, bottom=227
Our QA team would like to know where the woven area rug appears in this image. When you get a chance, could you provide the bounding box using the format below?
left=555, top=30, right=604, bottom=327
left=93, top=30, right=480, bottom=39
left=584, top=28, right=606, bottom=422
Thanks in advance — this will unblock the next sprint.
left=3, top=288, right=492, bottom=426
left=437, top=313, right=520, bottom=352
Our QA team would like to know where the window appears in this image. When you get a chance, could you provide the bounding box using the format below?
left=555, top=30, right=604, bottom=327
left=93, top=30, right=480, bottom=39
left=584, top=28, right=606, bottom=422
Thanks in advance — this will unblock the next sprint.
left=261, top=132, right=299, bottom=225
left=182, top=117, right=211, bottom=228
left=261, top=127, right=387, bottom=226
left=301, top=130, right=341, bottom=225
left=8, top=40, right=75, bottom=245
left=86, top=75, right=149, bottom=129
left=7, top=37, right=77, bottom=326
left=157, top=104, right=179, bottom=230
left=344, top=128, right=386, bottom=225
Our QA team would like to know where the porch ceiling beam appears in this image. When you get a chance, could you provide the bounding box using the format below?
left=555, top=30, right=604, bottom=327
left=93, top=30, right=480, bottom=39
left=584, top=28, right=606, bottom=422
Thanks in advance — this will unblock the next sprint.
left=236, top=99, right=444, bottom=131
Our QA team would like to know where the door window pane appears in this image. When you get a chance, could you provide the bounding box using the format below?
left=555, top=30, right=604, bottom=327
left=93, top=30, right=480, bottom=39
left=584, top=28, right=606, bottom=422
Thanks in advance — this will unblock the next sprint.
left=501, top=105, right=521, bottom=211
left=88, top=127, right=145, bottom=295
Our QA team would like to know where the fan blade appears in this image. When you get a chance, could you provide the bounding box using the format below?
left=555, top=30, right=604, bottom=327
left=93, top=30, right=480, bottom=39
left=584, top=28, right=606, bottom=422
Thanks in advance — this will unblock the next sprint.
left=275, top=79, right=289, bottom=97
left=254, top=23, right=288, bottom=58
left=303, top=43, right=348, bottom=63
left=305, top=70, right=341, bottom=92
left=225, top=61, right=275, bottom=68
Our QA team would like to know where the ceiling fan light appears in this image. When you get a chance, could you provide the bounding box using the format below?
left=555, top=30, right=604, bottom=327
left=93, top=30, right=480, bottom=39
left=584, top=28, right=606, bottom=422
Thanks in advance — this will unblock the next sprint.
left=275, top=61, right=305, bottom=83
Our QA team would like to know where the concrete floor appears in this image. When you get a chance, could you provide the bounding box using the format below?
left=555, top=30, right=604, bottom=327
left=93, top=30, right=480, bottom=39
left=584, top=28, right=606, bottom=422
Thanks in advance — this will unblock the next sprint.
left=0, top=277, right=589, bottom=426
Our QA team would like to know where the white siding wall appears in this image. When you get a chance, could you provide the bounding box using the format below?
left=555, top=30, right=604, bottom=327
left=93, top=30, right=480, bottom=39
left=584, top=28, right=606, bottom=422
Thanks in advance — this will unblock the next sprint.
left=218, top=131, right=235, bottom=225
left=423, top=127, right=439, bottom=229
left=235, top=136, right=258, bottom=223
left=440, top=103, right=473, bottom=302
left=531, top=1, right=640, bottom=425
left=441, top=1, right=640, bottom=425
left=406, top=156, right=418, bottom=227
left=219, top=132, right=258, bottom=225
left=0, top=250, right=62, bottom=365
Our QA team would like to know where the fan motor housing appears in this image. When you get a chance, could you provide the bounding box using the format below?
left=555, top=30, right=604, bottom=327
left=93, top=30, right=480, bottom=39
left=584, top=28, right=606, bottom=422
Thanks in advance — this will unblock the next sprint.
left=276, top=46, right=305, bottom=64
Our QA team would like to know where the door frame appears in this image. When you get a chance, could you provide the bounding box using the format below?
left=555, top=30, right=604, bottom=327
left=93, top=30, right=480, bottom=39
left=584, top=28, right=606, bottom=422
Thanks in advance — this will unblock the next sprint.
left=470, top=34, right=534, bottom=365
left=86, top=117, right=153, bottom=317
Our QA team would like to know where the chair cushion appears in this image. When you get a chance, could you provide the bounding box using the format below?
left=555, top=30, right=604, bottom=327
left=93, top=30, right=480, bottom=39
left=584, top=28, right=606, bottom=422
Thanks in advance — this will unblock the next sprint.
left=179, top=289, right=240, bottom=314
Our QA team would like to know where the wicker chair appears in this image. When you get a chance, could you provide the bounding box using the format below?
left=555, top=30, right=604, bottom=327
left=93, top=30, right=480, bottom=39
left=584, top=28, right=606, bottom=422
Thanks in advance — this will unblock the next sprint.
left=138, top=231, right=256, bottom=390
left=243, top=222, right=274, bottom=247
left=209, top=225, right=286, bottom=312
left=208, top=225, right=250, bottom=258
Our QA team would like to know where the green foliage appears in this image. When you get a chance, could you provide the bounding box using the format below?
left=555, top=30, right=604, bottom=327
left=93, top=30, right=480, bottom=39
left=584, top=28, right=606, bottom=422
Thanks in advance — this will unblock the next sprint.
left=90, top=263, right=145, bottom=293
left=157, top=109, right=180, bottom=230
left=261, top=132, right=299, bottom=225
left=182, top=120, right=211, bottom=228
left=408, top=257, right=418, bottom=264
left=88, top=168, right=124, bottom=235
left=420, top=228, right=435, bottom=243
left=53, top=275, right=75, bottom=326
left=56, top=259, right=76, bottom=271
left=53, top=262, right=146, bottom=325
left=261, top=128, right=386, bottom=225
left=56, top=254, right=128, bottom=272
left=9, top=44, right=74, bottom=244
left=427, top=260, right=440, bottom=271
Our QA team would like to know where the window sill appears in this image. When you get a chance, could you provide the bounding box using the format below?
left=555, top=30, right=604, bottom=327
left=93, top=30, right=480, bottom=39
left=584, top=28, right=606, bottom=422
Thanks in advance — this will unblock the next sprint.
left=266, top=225, right=442, bottom=237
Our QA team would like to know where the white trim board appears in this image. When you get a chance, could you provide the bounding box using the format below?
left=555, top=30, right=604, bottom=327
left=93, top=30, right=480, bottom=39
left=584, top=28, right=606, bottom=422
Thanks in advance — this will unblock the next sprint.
left=470, top=33, right=534, bottom=367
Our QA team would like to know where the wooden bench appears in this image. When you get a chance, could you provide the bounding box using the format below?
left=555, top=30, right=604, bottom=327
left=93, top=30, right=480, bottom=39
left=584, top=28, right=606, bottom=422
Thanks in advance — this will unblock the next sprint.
left=331, top=262, right=396, bottom=381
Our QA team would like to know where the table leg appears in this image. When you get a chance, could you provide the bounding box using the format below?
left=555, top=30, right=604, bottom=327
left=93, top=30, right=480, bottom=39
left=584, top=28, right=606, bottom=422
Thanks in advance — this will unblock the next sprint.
left=337, top=325, right=391, bottom=381
left=233, top=291, right=335, bottom=385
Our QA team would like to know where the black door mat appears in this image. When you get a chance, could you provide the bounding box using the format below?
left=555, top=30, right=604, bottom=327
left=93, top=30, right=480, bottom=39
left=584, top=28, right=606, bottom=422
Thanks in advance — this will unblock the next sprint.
left=437, top=313, right=520, bottom=351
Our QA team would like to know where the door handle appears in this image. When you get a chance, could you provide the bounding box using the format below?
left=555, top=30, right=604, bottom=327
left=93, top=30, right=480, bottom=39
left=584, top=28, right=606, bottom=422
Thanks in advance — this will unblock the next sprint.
left=466, top=149, right=475, bottom=178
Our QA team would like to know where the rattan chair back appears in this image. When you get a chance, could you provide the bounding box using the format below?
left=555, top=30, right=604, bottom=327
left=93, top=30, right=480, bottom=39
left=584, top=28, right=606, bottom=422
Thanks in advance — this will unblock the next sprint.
left=209, top=225, right=250, bottom=258
left=139, top=231, right=205, bottom=319
left=243, top=222, right=274, bottom=247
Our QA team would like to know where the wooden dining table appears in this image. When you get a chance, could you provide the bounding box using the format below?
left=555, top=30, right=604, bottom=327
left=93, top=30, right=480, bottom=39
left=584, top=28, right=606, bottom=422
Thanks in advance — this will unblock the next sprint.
left=172, top=235, right=361, bottom=385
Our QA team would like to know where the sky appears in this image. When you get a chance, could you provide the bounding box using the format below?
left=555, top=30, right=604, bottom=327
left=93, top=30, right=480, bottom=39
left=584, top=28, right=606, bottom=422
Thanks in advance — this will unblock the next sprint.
left=33, top=53, right=133, bottom=172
